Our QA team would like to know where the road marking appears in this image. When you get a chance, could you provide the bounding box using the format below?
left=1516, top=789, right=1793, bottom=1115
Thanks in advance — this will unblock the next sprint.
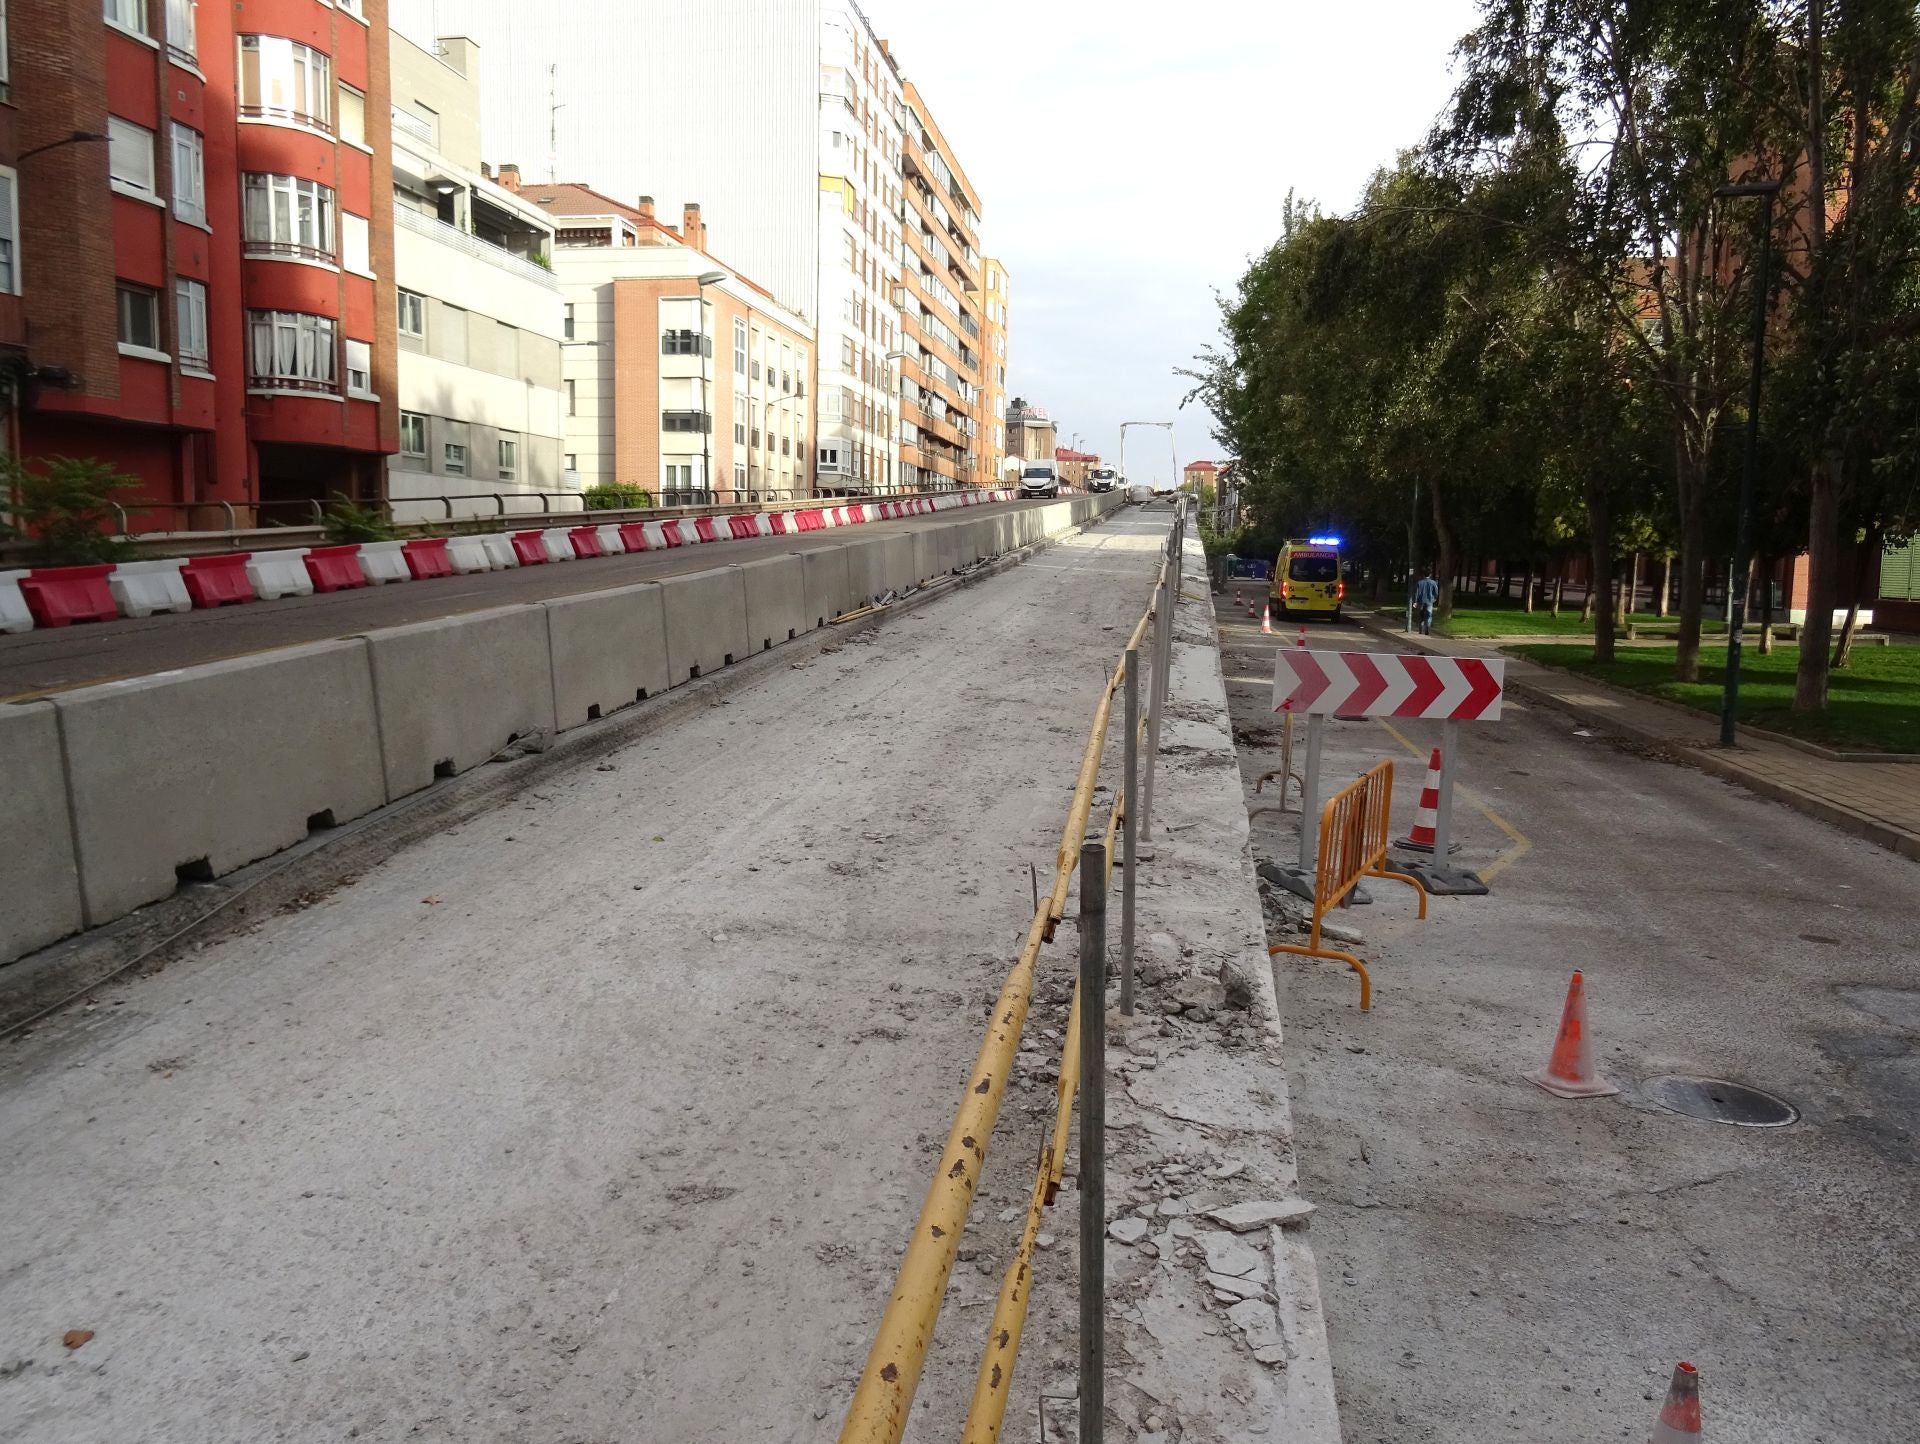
left=1374, top=718, right=1533, bottom=882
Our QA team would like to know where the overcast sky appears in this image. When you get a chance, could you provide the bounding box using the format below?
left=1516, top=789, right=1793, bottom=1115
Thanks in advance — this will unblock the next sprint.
left=868, top=0, right=1482, bottom=481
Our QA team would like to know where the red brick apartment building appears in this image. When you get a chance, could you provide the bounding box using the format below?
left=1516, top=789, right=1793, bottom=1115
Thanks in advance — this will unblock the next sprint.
left=3, top=0, right=396, bottom=529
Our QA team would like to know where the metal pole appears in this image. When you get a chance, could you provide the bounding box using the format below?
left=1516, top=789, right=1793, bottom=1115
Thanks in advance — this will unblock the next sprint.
left=1120, top=647, right=1140, bottom=1016
left=1076, top=840, right=1107, bottom=1444
left=1719, top=182, right=1779, bottom=748
left=1297, top=713, right=1325, bottom=871
left=1140, top=578, right=1169, bottom=842
left=1434, top=718, right=1460, bottom=858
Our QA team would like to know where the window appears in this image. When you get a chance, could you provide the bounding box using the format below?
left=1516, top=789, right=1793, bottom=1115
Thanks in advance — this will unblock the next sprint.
left=116, top=284, right=161, bottom=352
left=108, top=117, right=155, bottom=198
left=396, top=288, right=425, bottom=337
left=170, top=123, right=205, bottom=224
left=238, top=35, right=331, bottom=132
left=443, top=442, right=467, bottom=475
left=751, top=357, right=760, bottom=381
left=164, top=0, right=194, bottom=62
left=341, top=212, right=370, bottom=274
left=564, top=452, right=577, bottom=472
left=661, top=409, right=711, bottom=433
left=105, top=0, right=148, bottom=39
left=399, top=411, right=426, bottom=456
left=337, top=0, right=364, bottom=17
left=735, top=462, right=747, bottom=494
left=563, top=303, right=575, bottom=341
left=497, top=438, right=517, bottom=480
left=247, top=309, right=336, bottom=391
left=338, top=85, right=366, bottom=146
left=733, top=317, right=747, bottom=375
left=662, top=462, right=693, bottom=494
left=242, top=173, right=335, bottom=261
left=818, top=444, right=843, bottom=472
left=174, top=278, right=208, bottom=369
left=345, top=338, right=372, bottom=396
left=0, top=169, right=16, bottom=295
left=841, top=337, right=855, bottom=370
left=565, top=378, right=577, bottom=415
left=734, top=390, right=748, bottom=444
left=661, top=328, right=703, bottom=357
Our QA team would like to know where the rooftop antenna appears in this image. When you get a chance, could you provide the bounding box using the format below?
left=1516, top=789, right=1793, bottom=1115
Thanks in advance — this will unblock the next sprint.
left=547, top=62, right=564, bottom=182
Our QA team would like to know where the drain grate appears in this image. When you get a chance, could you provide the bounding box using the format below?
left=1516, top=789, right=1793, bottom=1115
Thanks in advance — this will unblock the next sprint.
left=1643, top=1075, right=1798, bottom=1128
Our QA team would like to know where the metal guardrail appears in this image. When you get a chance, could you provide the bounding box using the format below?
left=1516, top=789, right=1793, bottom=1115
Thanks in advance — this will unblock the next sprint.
left=839, top=501, right=1188, bottom=1444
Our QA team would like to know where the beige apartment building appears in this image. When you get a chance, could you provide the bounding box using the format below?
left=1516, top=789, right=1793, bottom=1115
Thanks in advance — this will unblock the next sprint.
left=980, top=258, right=1011, bottom=482
left=1006, top=396, right=1057, bottom=463
left=516, top=179, right=814, bottom=503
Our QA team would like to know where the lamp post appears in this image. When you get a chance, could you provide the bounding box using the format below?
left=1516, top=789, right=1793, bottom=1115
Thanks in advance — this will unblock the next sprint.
left=695, top=270, right=727, bottom=503
left=1714, top=179, right=1782, bottom=749
left=19, top=129, right=109, bottom=163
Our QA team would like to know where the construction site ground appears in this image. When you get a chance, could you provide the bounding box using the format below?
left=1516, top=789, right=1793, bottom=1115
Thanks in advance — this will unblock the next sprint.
left=0, top=506, right=1335, bottom=1444
left=1216, top=595, right=1919, bottom=1442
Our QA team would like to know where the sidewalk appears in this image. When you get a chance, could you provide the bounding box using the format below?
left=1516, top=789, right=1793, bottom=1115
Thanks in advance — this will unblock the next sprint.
left=1352, top=610, right=1920, bottom=861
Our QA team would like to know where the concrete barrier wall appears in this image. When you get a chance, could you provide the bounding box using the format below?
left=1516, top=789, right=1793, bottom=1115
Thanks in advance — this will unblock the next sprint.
left=368, top=606, right=557, bottom=800
left=661, top=567, right=750, bottom=681
left=53, top=641, right=388, bottom=926
left=546, top=583, right=671, bottom=729
left=1, top=702, right=85, bottom=961
left=4, top=495, right=1128, bottom=967
left=739, top=555, right=811, bottom=654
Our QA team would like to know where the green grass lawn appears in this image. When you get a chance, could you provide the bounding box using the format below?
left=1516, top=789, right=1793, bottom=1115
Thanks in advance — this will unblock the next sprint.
left=1510, top=642, right=1920, bottom=754
left=1374, top=592, right=1725, bottom=639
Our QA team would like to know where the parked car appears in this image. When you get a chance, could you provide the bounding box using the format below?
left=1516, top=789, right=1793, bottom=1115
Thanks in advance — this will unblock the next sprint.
left=1125, top=482, right=1156, bottom=504
left=1019, top=460, right=1061, bottom=498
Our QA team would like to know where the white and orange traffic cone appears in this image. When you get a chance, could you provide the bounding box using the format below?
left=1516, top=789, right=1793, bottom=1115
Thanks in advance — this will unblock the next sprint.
left=1395, top=748, right=1443, bottom=852
left=1526, top=971, right=1619, bottom=1099
left=1261, top=602, right=1273, bottom=634
left=1648, top=1361, right=1701, bottom=1442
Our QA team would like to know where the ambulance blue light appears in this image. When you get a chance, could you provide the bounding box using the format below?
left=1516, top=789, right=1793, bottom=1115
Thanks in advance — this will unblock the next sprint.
left=1308, top=535, right=1342, bottom=547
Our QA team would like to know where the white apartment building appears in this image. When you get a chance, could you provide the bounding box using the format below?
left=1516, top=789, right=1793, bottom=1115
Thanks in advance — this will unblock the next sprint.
left=386, top=31, right=567, bottom=519
left=414, top=0, right=913, bottom=494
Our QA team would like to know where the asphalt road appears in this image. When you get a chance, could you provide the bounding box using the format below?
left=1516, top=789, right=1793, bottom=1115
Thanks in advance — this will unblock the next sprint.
left=1216, top=596, right=1918, bottom=1442
left=0, top=499, right=1064, bottom=701
left=0, top=508, right=1174, bottom=1444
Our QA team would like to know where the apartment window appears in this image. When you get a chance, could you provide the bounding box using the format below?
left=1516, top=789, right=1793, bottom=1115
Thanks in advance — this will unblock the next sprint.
left=247, top=309, right=336, bottom=392
left=565, top=378, right=577, bottom=415
left=238, top=35, right=332, bottom=132
left=174, top=278, right=208, bottom=370
left=104, top=0, right=147, bottom=39
left=399, top=411, right=427, bottom=456
left=338, top=85, right=366, bottom=146
left=751, top=428, right=760, bottom=450
left=396, top=288, right=424, bottom=337
left=164, top=0, right=194, bottom=62
left=443, top=442, right=467, bottom=475
left=337, top=0, right=364, bottom=17
left=734, top=462, right=746, bottom=494
left=661, top=409, right=710, bottom=434
left=116, top=283, right=161, bottom=352
left=108, top=117, right=155, bottom=198
left=564, top=453, right=577, bottom=472
left=341, top=212, right=370, bottom=274
left=751, top=357, right=760, bottom=381
left=170, top=123, right=205, bottom=224
left=781, top=370, right=792, bottom=395
left=818, top=444, right=842, bottom=472
left=497, top=438, right=517, bottom=480
left=841, top=337, right=855, bottom=370
left=734, top=390, right=747, bottom=445
left=733, top=317, right=747, bottom=375
left=0, top=169, right=15, bottom=295
left=662, top=462, right=693, bottom=494
left=661, top=328, right=704, bottom=357
left=243, top=173, right=335, bottom=262
left=563, top=303, right=575, bottom=341
left=345, top=338, right=372, bottom=396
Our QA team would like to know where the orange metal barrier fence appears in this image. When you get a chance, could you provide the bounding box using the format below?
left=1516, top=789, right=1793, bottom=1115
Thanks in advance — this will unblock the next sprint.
left=1268, top=760, right=1428, bottom=1010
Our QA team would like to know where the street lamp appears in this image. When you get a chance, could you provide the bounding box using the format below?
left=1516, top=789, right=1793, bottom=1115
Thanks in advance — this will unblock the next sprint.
left=1714, top=178, right=1783, bottom=749
left=695, top=270, right=727, bottom=503
left=19, top=130, right=108, bottom=163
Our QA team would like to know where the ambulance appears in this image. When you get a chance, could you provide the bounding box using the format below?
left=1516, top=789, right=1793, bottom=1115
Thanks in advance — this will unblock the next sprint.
left=1269, top=536, right=1345, bottom=622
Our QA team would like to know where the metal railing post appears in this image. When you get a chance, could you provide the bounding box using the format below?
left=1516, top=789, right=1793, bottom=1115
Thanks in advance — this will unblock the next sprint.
left=1120, top=646, right=1140, bottom=1016
left=1077, top=840, right=1108, bottom=1444
left=1139, top=576, right=1168, bottom=842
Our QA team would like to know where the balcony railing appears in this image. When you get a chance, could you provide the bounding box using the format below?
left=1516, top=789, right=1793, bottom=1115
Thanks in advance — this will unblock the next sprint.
left=393, top=205, right=557, bottom=290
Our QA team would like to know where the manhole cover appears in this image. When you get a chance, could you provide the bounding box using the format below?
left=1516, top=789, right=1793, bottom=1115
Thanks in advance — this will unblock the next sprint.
left=1643, top=1075, right=1798, bottom=1128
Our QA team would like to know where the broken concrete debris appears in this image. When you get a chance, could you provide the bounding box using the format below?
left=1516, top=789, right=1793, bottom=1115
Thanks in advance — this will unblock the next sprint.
left=1205, top=1198, right=1316, bottom=1233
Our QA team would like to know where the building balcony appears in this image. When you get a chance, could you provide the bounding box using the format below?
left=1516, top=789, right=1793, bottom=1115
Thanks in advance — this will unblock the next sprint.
left=394, top=205, right=558, bottom=290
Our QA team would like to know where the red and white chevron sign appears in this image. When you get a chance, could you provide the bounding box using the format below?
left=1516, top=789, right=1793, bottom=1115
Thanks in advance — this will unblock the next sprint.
left=1272, top=650, right=1506, bottom=721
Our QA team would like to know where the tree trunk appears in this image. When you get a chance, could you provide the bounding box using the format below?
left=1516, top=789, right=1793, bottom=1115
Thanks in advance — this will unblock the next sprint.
left=1615, top=552, right=1637, bottom=627
left=1674, top=487, right=1708, bottom=682
left=1429, top=480, right=1457, bottom=625
left=1551, top=564, right=1564, bottom=618
left=1585, top=480, right=1614, bottom=664
left=1579, top=583, right=1594, bottom=623
left=1756, top=554, right=1775, bottom=656
left=1832, top=533, right=1872, bottom=671
left=1522, top=563, right=1537, bottom=613
left=1794, top=455, right=1841, bottom=710
left=1657, top=554, right=1672, bottom=617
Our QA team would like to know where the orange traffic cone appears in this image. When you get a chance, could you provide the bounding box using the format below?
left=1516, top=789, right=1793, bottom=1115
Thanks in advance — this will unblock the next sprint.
left=1526, top=971, right=1619, bottom=1098
left=1261, top=602, right=1273, bottom=634
left=1648, top=1361, right=1701, bottom=1442
left=1396, top=748, right=1442, bottom=852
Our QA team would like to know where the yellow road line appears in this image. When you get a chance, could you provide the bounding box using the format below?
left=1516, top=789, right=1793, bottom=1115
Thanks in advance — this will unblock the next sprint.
left=1374, top=719, right=1533, bottom=882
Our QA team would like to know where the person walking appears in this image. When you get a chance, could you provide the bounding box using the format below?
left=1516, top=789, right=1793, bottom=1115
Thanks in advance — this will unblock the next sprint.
left=1412, top=568, right=1440, bottom=635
